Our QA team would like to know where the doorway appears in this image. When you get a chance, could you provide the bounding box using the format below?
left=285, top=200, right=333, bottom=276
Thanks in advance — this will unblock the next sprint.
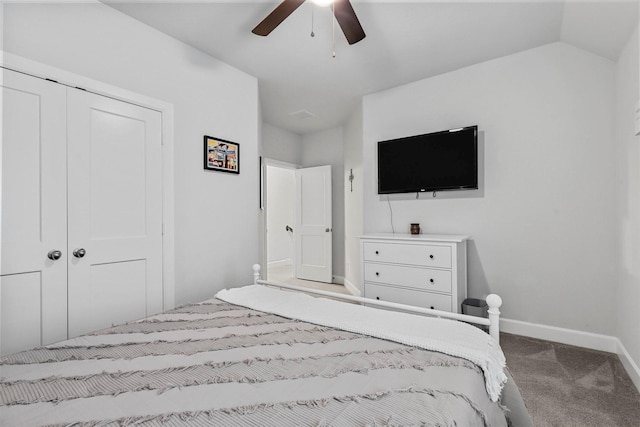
left=263, top=160, right=337, bottom=287
left=265, top=161, right=296, bottom=282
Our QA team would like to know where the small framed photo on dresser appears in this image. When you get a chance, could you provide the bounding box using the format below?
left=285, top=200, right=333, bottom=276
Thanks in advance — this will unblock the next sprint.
left=204, top=135, right=240, bottom=174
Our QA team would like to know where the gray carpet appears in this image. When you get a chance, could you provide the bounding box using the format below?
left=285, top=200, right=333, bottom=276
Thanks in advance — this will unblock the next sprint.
left=501, top=333, right=640, bottom=426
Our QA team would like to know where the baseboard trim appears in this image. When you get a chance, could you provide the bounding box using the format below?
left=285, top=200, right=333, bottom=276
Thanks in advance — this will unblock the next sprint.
left=500, top=318, right=618, bottom=353
left=267, top=259, right=292, bottom=268
left=617, top=339, right=640, bottom=392
left=343, top=279, right=361, bottom=297
left=332, top=275, right=345, bottom=285
left=501, top=317, right=640, bottom=393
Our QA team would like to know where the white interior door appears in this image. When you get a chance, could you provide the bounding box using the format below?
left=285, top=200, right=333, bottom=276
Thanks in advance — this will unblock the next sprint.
left=1, top=69, right=68, bottom=355
left=67, top=90, right=163, bottom=337
left=294, top=165, right=332, bottom=283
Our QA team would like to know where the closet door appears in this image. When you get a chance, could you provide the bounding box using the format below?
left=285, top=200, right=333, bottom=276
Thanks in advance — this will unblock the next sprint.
left=1, top=69, right=68, bottom=355
left=66, top=90, right=163, bottom=338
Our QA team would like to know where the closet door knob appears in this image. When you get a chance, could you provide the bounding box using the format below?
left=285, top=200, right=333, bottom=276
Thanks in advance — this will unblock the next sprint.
left=47, top=250, right=62, bottom=261
left=73, top=248, right=86, bottom=258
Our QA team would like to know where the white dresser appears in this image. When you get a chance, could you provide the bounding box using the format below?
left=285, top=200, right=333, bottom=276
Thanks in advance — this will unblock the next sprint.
left=361, top=233, right=469, bottom=313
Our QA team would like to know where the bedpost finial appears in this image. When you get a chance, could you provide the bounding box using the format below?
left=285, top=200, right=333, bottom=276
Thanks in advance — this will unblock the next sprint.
left=252, top=264, right=261, bottom=285
left=486, top=294, right=502, bottom=344
left=486, top=294, right=502, bottom=310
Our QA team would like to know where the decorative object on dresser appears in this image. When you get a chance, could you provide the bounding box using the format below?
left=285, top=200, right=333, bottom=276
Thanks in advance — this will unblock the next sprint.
left=361, top=233, right=469, bottom=313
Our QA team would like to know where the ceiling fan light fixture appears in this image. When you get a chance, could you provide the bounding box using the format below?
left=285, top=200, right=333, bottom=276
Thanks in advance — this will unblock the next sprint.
left=312, top=0, right=334, bottom=7
left=252, top=0, right=365, bottom=45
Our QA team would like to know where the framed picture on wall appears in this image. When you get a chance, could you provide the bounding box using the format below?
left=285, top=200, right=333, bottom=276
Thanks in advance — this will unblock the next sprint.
left=204, top=135, right=240, bottom=174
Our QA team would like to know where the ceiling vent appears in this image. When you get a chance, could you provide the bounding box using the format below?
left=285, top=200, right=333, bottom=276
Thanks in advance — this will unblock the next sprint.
left=288, top=109, right=315, bottom=120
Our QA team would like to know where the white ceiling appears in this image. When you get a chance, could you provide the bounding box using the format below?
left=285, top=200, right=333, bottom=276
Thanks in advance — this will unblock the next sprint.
left=107, top=1, right=638, bottom=135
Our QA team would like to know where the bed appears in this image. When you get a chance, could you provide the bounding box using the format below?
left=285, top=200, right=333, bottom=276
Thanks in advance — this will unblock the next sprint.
left=0, top=264, right=532, bottom=426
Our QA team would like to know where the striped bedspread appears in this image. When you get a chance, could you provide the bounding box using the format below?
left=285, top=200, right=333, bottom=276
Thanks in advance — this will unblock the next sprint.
left=0, top=289, right=511, bottom=426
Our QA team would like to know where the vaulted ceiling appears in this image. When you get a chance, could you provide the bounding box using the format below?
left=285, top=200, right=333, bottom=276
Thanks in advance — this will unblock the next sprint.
left=107, top=1, right=639, bottom=135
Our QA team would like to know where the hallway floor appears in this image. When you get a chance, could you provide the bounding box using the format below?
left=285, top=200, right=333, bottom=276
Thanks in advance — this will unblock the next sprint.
left=266, top=264, right=351, bottom=296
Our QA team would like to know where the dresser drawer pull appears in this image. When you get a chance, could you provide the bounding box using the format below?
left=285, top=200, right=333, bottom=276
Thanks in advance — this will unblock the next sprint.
left=429, top=254, right=434, bottom=259
left=430, top=306, right=435, bottom=310
left=376, top=297, right=380, bottom=300
left=375, top=251, right=379, bottom=255
left=429, top=278, right=434, bottom=283
left=376, top=272, right=380, bottom=276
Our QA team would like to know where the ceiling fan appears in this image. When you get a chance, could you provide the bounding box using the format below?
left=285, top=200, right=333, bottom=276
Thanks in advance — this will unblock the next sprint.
left=252, top=0, right=366, bottom=45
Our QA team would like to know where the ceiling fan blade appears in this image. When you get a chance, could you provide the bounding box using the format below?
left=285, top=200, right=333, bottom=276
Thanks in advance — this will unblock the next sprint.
left=252, top=0, right=306, bottom=36
left=333, top=0, right=366, bottom=45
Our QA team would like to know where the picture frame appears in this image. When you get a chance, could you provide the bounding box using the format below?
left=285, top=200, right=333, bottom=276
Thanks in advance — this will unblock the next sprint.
left=204, top=135, right=240, bottom=174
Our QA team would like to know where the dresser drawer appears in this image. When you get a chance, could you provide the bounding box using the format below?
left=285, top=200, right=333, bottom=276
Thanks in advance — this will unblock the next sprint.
left=363, top=242, right=451, bottom=268
left=363, top=263, right=452, bottom=293
left=364, top=283, right=453, bottom=312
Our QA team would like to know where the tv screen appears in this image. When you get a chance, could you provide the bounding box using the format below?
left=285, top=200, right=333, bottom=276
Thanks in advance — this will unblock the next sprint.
left=377, top=125, right=478, bottom=194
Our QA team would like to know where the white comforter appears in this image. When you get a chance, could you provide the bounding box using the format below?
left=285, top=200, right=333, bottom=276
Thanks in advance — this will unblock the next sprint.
left=1, top=285, right=513, bottom=426
left=217, top=284, right=507, bottom=402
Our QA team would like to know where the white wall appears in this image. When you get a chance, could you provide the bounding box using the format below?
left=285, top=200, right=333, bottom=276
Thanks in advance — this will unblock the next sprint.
left=302, top=127, right=345, bottom=280
left=615, top=25, right=640, bottom=378
left=363, top=42, right=617, bottom=335
left=0, top=2, right=4, bottom=50
left=266, top=166, right=294, bottom=265
left=3, top=3, right=260, bottom=305
left=262, top=123, right=303, bottom=165
left=343, top=104, right=364, bottom=294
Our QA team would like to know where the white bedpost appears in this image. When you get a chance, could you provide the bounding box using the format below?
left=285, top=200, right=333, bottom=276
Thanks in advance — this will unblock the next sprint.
left=486, top=294, right=502, bottom=344
left=253, top=264, right=261, bottom=285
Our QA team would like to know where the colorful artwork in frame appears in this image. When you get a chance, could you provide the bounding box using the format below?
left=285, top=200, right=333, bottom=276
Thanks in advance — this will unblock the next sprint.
left=204, top=135, right=239, bottom=174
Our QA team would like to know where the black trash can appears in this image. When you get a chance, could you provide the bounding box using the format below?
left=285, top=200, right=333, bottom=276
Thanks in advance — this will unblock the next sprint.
left=461, top=298, right=488, bottom=331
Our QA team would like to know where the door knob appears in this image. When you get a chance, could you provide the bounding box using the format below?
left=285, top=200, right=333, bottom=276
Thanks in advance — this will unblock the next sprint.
left=73, top=248, right=86, bottom=258
left=47, top=250, right=62, bottom=260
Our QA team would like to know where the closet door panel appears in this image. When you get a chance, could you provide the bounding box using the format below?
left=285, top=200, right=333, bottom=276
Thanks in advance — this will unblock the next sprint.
left=89, top=108, right=147, bottom=240
left=1, top=69, right=68, bottom=355
left=0, top=273, right=43, bottom=356
left=67, top=90, right=163, bottom=337
left=87, top=260, right=147, bottom=331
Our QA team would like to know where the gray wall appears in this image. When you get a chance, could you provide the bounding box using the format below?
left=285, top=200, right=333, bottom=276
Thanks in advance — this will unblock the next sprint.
left=343, top=104, right=364, bottom=294
left=362, top=42, right=618, bottom=335
left=262, top=123, right=303, bottom=166
left=615, top=25, right=640, bottom=381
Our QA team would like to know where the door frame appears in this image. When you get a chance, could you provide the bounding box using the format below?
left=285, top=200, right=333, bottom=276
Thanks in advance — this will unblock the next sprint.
left=260, top=158, right=299, bottom=281
left=0, top=51, right=176, bottom=311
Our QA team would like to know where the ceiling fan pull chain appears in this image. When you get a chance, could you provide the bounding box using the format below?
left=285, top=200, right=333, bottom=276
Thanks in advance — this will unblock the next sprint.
left=331, top=0, right=336, bottom=57
left=310, top=5, right=315, bottom=38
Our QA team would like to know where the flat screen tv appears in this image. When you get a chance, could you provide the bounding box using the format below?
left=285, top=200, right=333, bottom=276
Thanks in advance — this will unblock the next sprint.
left=377, top=125, right=478, bottom=195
